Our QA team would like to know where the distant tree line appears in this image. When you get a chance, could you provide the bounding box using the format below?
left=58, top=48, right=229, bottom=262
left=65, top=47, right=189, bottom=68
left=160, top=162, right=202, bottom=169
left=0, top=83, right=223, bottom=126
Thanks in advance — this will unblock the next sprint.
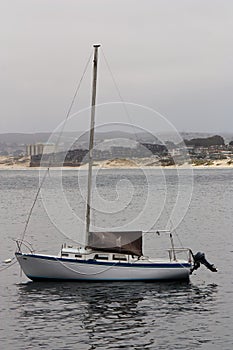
left=184, top=135, right=225, bottom=147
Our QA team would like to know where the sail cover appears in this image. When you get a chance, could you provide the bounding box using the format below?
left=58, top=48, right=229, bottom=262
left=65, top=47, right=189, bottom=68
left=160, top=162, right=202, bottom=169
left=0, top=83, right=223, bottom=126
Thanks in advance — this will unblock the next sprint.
left=87, top=231, right=143, bottom=256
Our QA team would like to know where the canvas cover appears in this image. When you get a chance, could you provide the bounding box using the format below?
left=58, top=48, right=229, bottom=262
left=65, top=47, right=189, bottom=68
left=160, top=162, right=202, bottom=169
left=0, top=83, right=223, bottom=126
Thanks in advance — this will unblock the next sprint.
left=87, top=231, right=143, bottom=256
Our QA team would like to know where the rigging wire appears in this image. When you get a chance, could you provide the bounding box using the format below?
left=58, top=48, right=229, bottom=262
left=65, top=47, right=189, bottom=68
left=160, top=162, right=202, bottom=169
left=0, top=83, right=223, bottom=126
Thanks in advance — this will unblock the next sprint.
left=101, top=48, right=184, bottom=247
left=0, top=259, right=17, bottom=272
left=18, top=51, right=93, bottom=250
left=161, top=183, right=184, bottom=248
left=91, top=48, right=136, bottom=230
left=101, top=47, right=142, bottom=144
left=91, top=48, right=142, bottom=228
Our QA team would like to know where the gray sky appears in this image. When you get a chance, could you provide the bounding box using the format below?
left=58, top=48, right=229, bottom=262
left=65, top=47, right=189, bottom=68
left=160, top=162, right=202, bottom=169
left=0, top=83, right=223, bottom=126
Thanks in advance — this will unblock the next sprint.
left=1, top=0, right=233, bottom=134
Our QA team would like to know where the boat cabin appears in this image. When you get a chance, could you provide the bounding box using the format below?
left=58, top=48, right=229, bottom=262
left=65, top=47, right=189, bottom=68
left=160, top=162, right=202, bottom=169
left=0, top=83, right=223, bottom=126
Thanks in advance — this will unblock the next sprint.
left=60, top=246, right=133, bottom=263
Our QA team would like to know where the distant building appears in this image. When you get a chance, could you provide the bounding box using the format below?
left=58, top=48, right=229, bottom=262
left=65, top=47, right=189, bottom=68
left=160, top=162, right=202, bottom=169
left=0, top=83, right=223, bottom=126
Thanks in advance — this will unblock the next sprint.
left=26, top=143, right=55, bottom=156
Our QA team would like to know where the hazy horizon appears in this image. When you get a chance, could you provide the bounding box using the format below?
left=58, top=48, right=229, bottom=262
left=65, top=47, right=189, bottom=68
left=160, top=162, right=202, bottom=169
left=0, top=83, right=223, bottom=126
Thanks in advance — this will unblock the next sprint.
left=1, top=1, right=233, bottom=134
left=1, top=130, right=233, bottom=136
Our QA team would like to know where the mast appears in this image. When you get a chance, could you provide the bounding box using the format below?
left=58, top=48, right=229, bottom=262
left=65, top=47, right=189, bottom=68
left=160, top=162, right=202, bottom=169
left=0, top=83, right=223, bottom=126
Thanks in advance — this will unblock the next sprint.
left=85, top=44, right=100, bottom=246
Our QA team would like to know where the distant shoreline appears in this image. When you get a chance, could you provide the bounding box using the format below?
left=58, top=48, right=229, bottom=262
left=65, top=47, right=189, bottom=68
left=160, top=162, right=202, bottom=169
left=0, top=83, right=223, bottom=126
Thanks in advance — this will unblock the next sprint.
left=0, top=157, right=233, bottom=170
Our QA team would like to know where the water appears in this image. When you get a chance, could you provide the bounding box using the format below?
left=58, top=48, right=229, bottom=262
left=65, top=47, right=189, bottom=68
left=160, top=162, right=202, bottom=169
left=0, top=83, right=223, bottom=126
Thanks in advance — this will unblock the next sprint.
left=0, top=168, right=233, bottom=349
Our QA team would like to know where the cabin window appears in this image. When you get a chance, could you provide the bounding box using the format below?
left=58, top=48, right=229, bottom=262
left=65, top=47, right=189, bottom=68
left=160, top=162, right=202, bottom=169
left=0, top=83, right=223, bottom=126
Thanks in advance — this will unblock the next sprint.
left=61, top=253, right=69, bottom=257
left=75, top=254, right=82, bottom=258
left=113, top=254, right=127, bottom=261
left=94, top=254, right=109, bottom=260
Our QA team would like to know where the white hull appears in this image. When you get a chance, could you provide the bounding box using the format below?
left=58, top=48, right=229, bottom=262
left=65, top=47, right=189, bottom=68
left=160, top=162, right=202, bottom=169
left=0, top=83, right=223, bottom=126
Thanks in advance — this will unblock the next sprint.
left=16, top=253, right=191, bottom=282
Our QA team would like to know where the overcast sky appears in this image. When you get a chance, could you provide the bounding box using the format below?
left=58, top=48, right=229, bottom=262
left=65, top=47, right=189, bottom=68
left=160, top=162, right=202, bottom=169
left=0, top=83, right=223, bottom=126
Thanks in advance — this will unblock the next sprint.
left=1, top=0, right=233, bottom=134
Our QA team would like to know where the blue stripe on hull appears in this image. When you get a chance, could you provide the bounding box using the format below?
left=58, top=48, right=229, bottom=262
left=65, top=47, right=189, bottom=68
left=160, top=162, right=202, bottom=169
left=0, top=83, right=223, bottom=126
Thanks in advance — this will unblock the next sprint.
left=27, top=275, right=190, bottom=282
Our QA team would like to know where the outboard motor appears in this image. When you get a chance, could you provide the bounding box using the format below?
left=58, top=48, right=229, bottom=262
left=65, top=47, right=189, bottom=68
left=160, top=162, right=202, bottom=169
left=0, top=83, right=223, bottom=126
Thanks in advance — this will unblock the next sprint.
left=190, top=251, right=217, bottom=274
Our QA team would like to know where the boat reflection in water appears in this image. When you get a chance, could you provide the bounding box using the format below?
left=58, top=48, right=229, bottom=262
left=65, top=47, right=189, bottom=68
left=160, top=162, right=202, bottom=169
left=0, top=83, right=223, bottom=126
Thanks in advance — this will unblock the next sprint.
left=17, top=281, right=218, bottom=349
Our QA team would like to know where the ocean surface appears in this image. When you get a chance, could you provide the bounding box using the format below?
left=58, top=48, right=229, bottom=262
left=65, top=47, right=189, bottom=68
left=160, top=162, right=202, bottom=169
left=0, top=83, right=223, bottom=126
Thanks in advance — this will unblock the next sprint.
left=0, top=168, right=233, bottom=350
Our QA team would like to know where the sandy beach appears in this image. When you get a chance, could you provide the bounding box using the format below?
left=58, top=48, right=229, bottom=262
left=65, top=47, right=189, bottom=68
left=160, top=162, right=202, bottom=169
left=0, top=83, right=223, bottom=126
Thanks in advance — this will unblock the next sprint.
left=1, top=156, right=233, bottom=170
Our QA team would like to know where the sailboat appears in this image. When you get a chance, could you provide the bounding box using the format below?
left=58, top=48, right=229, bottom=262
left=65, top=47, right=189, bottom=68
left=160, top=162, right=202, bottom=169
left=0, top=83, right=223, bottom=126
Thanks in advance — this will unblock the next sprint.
left=15, top=45, right=217, bottom=282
